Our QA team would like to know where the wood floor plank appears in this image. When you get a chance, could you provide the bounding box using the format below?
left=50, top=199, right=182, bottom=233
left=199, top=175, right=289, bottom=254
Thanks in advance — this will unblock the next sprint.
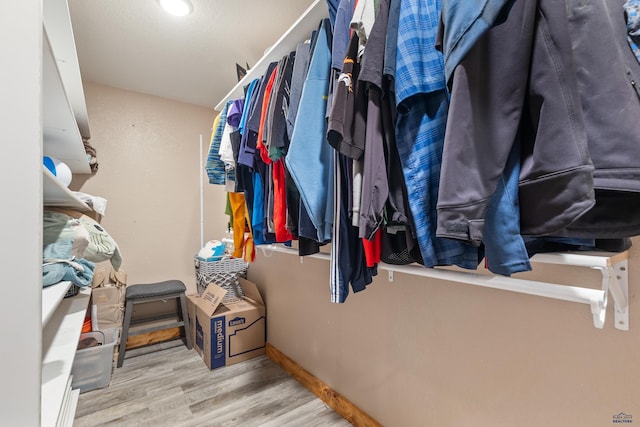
left=260, top=399, right=353, bottom=427
left=188, top=380, right=318, bottom=426
left=266, top=343, right=382, bottom=427
left=74, top=342, right=353, bottom=426
left=181, top=357, right=287, bottom=406
left=185, top=365, right=292, bottom=410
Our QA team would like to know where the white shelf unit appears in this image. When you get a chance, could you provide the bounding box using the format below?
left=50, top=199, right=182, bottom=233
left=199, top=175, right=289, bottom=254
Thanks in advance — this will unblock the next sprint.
left=43, top=167, right=92, bottom=211
left=214, top=0, right=328, bottom=111
left=41, top=287, right=91, bottom=427
left=40, top=0, right=94, bottom=425
left=42, top=281, right=73, bottom=327
left=42, top=29, right=90, bottom=175
left=61, top=389, right=81, bottom=427
left=1, top=1, right=91, bottom=425
left=43, top=0, right=90, bottom=139
left=260, top=244, right=630, bottom=331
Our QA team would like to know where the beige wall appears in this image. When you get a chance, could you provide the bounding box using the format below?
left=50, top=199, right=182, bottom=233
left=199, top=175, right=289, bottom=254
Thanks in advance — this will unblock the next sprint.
left=75, top=82, right=228, bottom=294
left=77, top=82, right=640, bottom=426
left=247, top=241, right=640, bottom=427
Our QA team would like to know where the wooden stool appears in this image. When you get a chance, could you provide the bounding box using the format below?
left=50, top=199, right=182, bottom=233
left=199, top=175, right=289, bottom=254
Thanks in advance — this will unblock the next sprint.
left=117, top=280, right=192, bottom=367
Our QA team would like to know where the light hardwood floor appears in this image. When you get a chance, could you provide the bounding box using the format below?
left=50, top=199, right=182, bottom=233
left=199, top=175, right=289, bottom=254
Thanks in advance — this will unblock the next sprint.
left=74, top=342, right=352, bottom=426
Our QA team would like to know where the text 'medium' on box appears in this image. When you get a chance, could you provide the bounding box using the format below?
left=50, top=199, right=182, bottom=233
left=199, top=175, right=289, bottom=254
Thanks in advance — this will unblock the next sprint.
left=186, top=278, right=266, bottom=370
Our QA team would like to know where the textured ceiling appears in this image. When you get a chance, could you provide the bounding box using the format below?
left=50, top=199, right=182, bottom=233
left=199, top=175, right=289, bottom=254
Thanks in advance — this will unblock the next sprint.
left=68, top=0, right=316, bottom=110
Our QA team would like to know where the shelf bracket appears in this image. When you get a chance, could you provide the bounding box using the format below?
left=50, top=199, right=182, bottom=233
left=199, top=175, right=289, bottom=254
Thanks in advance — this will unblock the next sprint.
left=596, top=260, right=629, bottom=331
left=589, top=275, right=607, bottom=330
left=590, top=259, right=629, bottom=331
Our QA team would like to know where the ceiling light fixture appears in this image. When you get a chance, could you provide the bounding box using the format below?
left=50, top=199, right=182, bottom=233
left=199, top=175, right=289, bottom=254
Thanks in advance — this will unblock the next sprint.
left=158, top=0, right=193, bottom=16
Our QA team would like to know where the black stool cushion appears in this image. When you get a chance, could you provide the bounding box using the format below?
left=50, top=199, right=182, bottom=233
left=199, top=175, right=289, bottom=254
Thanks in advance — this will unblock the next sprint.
left=126, top=280, right=186, bottom=300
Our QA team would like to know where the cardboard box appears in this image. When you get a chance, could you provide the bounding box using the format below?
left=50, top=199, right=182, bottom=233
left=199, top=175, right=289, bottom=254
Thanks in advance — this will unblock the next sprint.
left=91, top=285, right=124, bottom=330
left=186, top=278, right=266, bottom=370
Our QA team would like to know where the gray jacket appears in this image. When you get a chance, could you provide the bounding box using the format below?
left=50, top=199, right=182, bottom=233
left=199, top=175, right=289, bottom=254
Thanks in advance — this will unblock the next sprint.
left=436, top=0, right=640, bottom=242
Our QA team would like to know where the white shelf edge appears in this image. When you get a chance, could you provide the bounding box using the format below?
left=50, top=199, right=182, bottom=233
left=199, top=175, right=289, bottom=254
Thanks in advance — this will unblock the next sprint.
left=214, top=0, right=328, bottom=111
left=60, top=388, right=80, bottom=427
left=56, top=376, right=73, bottom=427
left=42, top=281, right=73, bottom=327
left=43, top=166, right=91, bottom=211
left=43, top=27, right=90, bottom=174
left=43, top=0, right=91, bottom=139
left=530, top=250, right=629, bottom=268
left=41, top=287, right=91, bottom=427
left=260, top=244, right=630, bottom=330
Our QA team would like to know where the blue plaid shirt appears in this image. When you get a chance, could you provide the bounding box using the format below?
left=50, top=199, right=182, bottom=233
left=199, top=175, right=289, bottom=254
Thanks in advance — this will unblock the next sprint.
left=625, top=0, right=640, bottom=63
left=206, top=100, right=233, bottom=185
left=394, top=0, right=478, bottom=269
left=395, top=0, right=446, bottom=105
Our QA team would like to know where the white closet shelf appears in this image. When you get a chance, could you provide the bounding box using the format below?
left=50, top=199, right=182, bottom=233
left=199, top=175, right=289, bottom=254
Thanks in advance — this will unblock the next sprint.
left=214, top=0, right=328, bottom=111
left=43, top=166, right=91, bottom=211
left=59, top=387, right=80, bottom=427
left=43, top=0, right=91, bottom=139
left=259, top=244, right=630, bottom=331
left=41, top=286, right=91, bottom=427
left=42, top=281, right=73, bottom=327
left=43, top=28, right=90, bottom=174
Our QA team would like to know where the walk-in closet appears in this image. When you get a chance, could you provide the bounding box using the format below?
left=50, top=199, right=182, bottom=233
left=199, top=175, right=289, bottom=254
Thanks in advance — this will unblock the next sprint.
left=3, top=0, right=640, bottom=426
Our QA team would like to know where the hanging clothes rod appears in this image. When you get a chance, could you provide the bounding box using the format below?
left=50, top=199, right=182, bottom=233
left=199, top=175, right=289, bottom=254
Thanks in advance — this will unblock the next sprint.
left=257, top=244, right=629, bottom=331
left=214, top=0, right=327, bottom=111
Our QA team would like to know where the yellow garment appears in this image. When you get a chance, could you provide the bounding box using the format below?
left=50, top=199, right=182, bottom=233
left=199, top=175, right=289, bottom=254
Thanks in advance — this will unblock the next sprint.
left=228, top=191, right=255, bottom=261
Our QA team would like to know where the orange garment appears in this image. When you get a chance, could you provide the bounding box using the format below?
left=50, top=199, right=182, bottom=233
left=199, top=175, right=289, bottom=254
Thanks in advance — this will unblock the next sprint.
left=256, top=66, right=279, bottom=165
left=227, top=192, right=247, bottom=258
left=243, top=198, right=255, bottom=263
left=228, top=191, right=255, bottom=262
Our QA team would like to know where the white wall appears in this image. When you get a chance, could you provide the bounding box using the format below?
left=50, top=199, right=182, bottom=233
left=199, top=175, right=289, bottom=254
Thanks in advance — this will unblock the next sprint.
left=0, top=1, right=43, bottom=425
left=248, top=241, right=640, bottom=427
left=76, top=82, right=228, bottom=294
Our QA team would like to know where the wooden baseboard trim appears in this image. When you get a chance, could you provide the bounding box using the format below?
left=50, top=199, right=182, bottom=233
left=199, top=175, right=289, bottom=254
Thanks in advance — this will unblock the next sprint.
left=266, top=343, right=382, bottom=427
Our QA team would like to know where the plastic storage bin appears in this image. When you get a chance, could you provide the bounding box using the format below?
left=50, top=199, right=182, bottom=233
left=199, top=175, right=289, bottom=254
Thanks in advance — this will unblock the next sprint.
left=71, top=330, right=116, bottom=392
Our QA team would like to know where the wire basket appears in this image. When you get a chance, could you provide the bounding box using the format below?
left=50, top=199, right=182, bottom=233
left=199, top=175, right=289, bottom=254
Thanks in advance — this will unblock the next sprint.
left=64, top=284, right=81, bottom=298
left=194, top=256, right=248, bottom=300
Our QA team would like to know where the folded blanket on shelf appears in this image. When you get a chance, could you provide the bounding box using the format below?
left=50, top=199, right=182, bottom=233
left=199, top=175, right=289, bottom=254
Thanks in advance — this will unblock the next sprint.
left=42, top=239, right=95, bottom=287
left=43, top=210, right=123, bottom=270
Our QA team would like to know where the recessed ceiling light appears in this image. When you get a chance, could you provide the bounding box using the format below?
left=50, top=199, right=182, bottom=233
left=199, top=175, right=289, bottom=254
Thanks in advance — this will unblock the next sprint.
left=158, top=0, right=193, bottom=16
